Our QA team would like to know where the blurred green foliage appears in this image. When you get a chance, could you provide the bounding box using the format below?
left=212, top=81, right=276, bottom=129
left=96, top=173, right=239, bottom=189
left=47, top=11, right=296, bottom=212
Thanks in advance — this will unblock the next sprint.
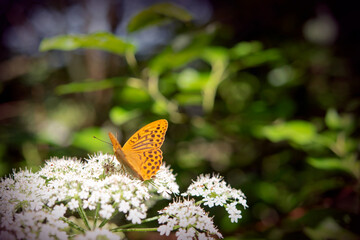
left=1, top=2, right=359, bottom=239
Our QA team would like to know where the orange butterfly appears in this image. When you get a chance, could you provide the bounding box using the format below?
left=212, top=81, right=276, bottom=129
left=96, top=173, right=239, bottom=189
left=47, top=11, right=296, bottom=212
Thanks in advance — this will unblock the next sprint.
left=108, top=119, right=168, bottom=181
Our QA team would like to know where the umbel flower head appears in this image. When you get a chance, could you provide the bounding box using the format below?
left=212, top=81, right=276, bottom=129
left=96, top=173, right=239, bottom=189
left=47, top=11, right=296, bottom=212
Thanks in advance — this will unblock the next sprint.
left=0, top=169, right=68, bottom=240
left=158, top=199, right=222, bottom=240
left=0, top=153, right=247, bottom=240
left=37, top=153, right=179, bottom=223
left=0, top=153, right=179, bottom=239
left=183, top=174, right=248, bottom=223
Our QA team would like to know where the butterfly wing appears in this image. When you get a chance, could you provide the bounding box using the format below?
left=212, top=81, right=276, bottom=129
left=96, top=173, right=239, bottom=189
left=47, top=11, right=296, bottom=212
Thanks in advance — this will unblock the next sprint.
left=123, top=119, right=168, bottom=180
left=108, top=132, right=142, bottom=179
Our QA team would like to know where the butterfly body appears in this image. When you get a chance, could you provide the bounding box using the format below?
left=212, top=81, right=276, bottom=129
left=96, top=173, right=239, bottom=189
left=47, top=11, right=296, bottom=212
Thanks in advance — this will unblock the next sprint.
left=108, top=119, right=168, bottom=181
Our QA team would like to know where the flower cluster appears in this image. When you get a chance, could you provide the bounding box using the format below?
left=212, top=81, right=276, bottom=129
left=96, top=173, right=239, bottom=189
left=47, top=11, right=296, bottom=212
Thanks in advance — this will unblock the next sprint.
left=0, top=169, right=68, bottom=240
left=182, top=174, right=247, bottom=223
left=38, top=153, right=179, bottom=224
left=158, top=199, right=222, bottom=240
left=38, top=156, right=150, bottom=223
left=0, top=153, right=247, bottom=240
left=150, top=164, right=179, bottom=199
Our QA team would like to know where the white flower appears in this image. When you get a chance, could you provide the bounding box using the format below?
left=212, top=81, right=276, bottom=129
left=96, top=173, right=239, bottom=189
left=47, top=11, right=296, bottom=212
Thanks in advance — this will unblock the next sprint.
left=226, top=202, right=242, bottom=223
left=30, top=200, right=44, bottom=211
left=79, top=190, right=89, bottom=199
left=99, top=204, right=115, bottom=219
left=182, top=174, right=247, bottom=223
left=118, top=200, right=130, bottom=213
left=68, top=199, right=79, bottom=210
left=74, top=228, right=122, bottom=240
left=150, top=164, right=180, bottom=199
left=0, top=169, right=68, bottom=239
left=158, top=199, right=222, bottom=239
left=158, top=214, right=169, bottom=224
left=52, top=204, right=67, bottom=218
left=38, top=153, right=151, bottom=224
left=158, top=224, right=172, bottom=236
left=127, top=209, right=145, bottom=224
left=1, top=209, right=68, bottom=240
left=1, top=153, right=235, bottom=240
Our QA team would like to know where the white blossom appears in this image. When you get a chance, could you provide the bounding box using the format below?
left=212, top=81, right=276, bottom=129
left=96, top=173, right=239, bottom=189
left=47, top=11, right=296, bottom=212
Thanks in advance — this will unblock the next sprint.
left=74, top=228, right=122, bottom=240
left=38, top=154, right=152, bottom=224
left=52, top=204, right=67, bottom=219
left=182, top=174, right=247, bottom=223
left=0, top=153, right=247, bottom=239
left=158, top=199, right=222, bottom=240
left=68, top=199, right=79, bottom=210
left=158, top=224, right=172, bottom=236
left=99, top=204, right=115, bottom=219
left=0, top=169, right=68, bottom=239
left=150, top=164, right=180, bottom=199
left=127, top=209, right=146, bottom=224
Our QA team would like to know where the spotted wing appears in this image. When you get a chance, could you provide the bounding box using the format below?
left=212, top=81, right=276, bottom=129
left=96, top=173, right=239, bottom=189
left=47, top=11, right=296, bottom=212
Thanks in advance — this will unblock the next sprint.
left=122, top=119, right=168, bottom=180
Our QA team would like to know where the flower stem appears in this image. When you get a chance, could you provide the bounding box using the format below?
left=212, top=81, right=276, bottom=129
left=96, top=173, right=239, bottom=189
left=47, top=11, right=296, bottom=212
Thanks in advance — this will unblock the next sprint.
left=195, top=200, right=204, bottom=205
left=148, top=74, right=184, bottom=122
left=112, top=227, right=158, bottom=232
left=203, top=59, right=227, bottom=113
left=77, top=205, right=91, bottom=230
left=60, top=217, right=85, bottom=233
left=93, top=203, right=101, bottom=230
left=113, top=216, right=160, bottom=230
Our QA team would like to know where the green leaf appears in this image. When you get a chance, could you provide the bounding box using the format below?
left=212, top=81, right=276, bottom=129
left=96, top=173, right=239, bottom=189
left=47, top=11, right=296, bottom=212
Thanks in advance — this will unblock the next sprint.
left=109, top=107, right=140, bottom=126
left=127, top=3, right=192, bottom=32
left=177, top=69, right=210, bottom=92
left=117, top=86, right=150, bottom=103
left=307, top=156, right=359, bottom=177
left=55, top=78, right=126, bottom=95
left=307, top=157, right=344, bottom=171
left=40, top=32, right=136, bottom=55
left=192, top=120, right=219, bottom=139
left=201, top=47, right=229, bottom=65
left=325, top=108, right=355, bottom=133
left=241, top=49, right=282, bottom=67
left=174, top=93, right=202, bottom=106
left=254, top=181, right=279, bottom=204
left=151, top=101, right=168, bottom=115
left=149, top=45, right=202, bottom=75
left=230, top=41, right=263, bottom=58
left=72, top=127, right=109, bottom=152
left=148, top=30, right=213, bottom=75
left=325, top=108, right=341, bottom=130
left=259, top=120, right=317, bottom=145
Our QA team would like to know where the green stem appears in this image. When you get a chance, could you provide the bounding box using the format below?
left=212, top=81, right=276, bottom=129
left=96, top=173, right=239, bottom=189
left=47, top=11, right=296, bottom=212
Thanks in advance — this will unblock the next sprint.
left=148, top=74, right=184, bottom=123
left=98, top=203, right=118, bottom=228
left=202, top=59, right=227, bottom=113
left=114, top=216, right=160, bottom=230
left=125, top=51, right=138, bottom=76
left=60, top=217, right=85, bottom=233
left=195, top=200, right=204, bottom=205
left=93, top=203, right=101, bottom=230
left=112, top=227, right=159, bottom=232
left=77, top=204, right=91, bottom=230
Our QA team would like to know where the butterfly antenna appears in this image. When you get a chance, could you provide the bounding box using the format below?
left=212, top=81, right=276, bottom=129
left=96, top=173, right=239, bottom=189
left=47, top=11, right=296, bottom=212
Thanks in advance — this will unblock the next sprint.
left=93, top=136, right=112, bottom=146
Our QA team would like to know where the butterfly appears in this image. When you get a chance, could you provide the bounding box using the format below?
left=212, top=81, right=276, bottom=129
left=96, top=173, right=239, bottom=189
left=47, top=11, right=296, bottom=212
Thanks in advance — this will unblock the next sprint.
left=108, top=119, right=168, bottom=181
